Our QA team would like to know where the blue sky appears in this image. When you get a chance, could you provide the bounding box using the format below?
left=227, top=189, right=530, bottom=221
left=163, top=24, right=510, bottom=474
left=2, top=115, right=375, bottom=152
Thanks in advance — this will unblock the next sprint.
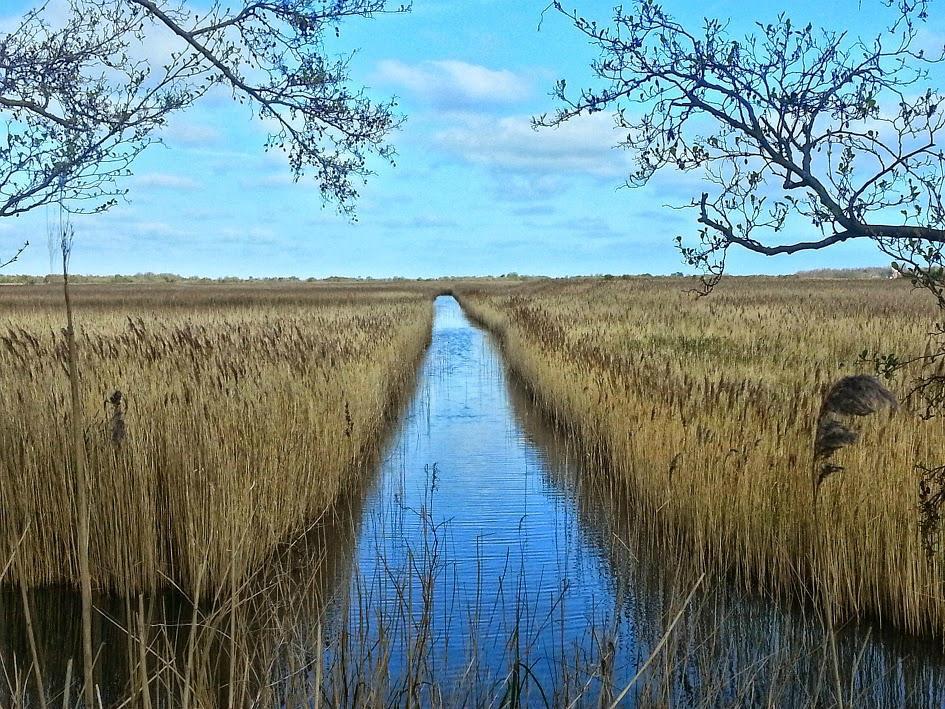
left=0, top=0, right=931, bottom=277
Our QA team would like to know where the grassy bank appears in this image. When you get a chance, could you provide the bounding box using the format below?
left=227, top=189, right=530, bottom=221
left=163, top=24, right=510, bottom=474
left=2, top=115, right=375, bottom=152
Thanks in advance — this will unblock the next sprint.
left=456, top=277, right=945, bottom=638
left=0, top=282, right=434, bottom=594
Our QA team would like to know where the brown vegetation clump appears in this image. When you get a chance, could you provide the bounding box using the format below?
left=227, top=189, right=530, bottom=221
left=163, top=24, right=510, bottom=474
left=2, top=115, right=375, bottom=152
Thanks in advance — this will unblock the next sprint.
left=456, top=277, right=945, bottom=638
left=813, top=374, right=898, bottom=497
left=0, top=282, right=433, bottom=595
left=106, top=389, right=126, bottom=446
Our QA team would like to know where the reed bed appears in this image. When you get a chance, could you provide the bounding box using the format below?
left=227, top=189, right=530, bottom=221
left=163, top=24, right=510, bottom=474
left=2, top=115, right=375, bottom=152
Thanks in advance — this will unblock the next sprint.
left=456, top=277, right=945, bottom=639
left=2, top=282, right=942, bottom=706
left=0, top=282, right=434, bottom=594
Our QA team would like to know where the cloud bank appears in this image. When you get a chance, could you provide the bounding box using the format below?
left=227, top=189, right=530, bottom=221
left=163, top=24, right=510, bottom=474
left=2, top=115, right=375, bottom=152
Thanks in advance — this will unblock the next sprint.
left=374, top=59, right=530, bottom=108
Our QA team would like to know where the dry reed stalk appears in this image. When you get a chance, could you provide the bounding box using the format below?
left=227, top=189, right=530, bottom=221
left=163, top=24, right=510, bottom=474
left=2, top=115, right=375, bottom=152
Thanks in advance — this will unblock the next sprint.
left=608, top=574, right=705, bottom=708
left=60, top=240, right=95, bottom=709
left=136, top=594, right=152, bottom=709
left=61, top=659, right=72, bottom=709
left=0, top=282, right=432, bottom=709
left=17, top=571, right=46, bottom=709
left=181, top=550, right=208, bottom=709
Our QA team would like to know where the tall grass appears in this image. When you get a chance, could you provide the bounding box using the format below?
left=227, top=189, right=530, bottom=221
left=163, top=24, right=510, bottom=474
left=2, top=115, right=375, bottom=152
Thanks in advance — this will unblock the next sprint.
left=456, top=277, right=945, bottom=639
left=0, top=282, right=434, bottom=595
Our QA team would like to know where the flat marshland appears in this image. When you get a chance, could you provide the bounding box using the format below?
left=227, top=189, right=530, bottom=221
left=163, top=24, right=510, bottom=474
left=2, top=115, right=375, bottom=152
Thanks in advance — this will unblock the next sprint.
left=2, top=277, right=945, bottom=706
left=457, top=277, right=945, bottom=637
left=0, top=282, right=433, bottom=593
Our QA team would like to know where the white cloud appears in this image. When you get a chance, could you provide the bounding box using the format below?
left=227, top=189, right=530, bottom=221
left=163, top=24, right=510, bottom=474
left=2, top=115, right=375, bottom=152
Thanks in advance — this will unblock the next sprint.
left=434, top=111, right=633, bottom=178
left=374, top=59, right=530, bottom=108
left=494, top=174, right=568, bottom=203
left=162, top=119, right=223, bottom=148
left=134, top=173, right=202, bottom=191
left=378, top=214, right=459, bottom=230
left=131, top=220, right=190, bottom=238
left=238, top=172, right=297, bottom=190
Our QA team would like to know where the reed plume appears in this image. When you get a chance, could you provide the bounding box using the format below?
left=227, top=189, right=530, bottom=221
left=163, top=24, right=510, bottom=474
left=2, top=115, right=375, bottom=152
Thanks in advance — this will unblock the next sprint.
left=0, top=282, right=435, bottom=596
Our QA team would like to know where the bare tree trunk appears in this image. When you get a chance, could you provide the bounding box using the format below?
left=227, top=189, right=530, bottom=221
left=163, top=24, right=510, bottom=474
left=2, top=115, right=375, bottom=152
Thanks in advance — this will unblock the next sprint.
left=62, top=246, right=95, bottom=708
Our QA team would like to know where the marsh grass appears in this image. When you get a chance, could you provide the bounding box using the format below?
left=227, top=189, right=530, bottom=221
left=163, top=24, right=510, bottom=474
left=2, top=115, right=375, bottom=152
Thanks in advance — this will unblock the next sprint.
left=509, top=364, right=945, bottom=708
left=0, top=282, right=434, bottom=594
left=456, top=277, right=945, bottom=640
left=0, top=467, right=619, bottom=707
left=0, top=282, right=945, bottom=707
left=4, top=424, right=940, bottom=708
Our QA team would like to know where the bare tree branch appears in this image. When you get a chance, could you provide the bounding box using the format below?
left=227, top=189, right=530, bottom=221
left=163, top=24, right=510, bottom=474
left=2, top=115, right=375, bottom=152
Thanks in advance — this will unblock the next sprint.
left=544, top=0, right=945, bottom=421
left=540, top=0, right=945, bottom=291
left=0, top=0, right=408, bottom=227
left=0, top=241, right=28, bottom=270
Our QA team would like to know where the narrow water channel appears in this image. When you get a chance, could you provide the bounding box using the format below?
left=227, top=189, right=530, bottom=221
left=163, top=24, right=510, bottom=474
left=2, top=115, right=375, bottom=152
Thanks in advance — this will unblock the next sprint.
left=337, top=295, right=631, bottom=700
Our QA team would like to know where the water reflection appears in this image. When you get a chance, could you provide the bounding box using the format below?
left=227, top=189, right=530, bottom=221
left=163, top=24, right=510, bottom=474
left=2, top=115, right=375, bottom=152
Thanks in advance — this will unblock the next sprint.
left=0, top=402, right=383, bottom=706
left=334, top=296, right=635, bottom=703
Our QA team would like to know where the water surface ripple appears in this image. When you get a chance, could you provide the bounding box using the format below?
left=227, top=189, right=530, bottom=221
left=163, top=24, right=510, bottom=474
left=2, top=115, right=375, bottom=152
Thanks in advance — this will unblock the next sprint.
left=347, top=296, right=621, bottom=687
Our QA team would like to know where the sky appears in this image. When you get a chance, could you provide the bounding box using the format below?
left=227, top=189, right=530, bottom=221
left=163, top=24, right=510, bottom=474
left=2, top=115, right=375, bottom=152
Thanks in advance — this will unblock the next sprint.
left=0, top=0, right=935, bottom=278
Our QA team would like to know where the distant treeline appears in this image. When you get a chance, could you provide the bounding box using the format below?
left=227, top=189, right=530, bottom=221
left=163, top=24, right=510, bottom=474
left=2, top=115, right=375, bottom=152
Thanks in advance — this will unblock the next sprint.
left=791, top=266, right=896, bottom=279
left=0, top=268, right=899, bottom=285
left=0, top=273, right=439, bottom=285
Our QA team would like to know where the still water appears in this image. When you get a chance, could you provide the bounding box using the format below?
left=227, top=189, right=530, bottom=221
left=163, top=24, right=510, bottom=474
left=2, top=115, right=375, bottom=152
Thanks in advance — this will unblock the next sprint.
left=3, top=295, right=945, bottom=705
left=336, top=295, right=632, bottom=701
